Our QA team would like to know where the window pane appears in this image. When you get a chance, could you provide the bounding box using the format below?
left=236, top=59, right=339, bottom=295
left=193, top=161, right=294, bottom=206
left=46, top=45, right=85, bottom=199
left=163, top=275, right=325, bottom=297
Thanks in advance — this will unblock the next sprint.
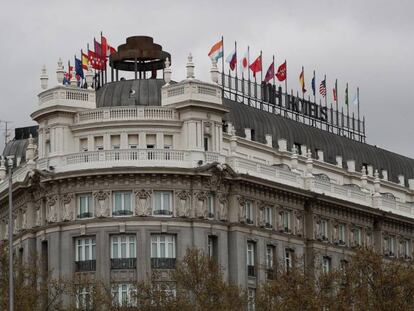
left=155, top=193, right=161, bottom=210
left=124, top=193, right=131, bottom=211
left=85, top=244, right=90, bottom=260
left=130, top=241, right=136, bottom=258
left=121, top=242, right=126, bottom=258
left=163, top=193, right=170, bottom=211
left=87, top=195, right=92, bottom=213
left=113, top=242, right=118, bottom=258
left=92, top=244, right=96, bottom=260
left=151, top=242, right=157, bottom=257
left=115, top=193, right=121, bottom=211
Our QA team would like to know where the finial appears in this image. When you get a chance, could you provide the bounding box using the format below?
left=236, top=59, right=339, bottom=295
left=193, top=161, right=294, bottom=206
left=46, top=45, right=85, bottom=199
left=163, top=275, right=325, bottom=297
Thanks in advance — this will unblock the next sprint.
left=40, top=65, right=48, bottom=90
left=85, top=63, right=94, bottom=90
left=210, top=59, right=219, bottom=84
left=306, top=149, right=312, bottom=159
left=56, top=58, right=65, bottom=85
left=292, top=144, right=298, bottom=155
left=186, top=53, right=195, bottom=79
left=374, top=169, right=379, bottom=180
left=164, top=57, right=172, bottom=85
left=70, top=67, right=77, bottom=86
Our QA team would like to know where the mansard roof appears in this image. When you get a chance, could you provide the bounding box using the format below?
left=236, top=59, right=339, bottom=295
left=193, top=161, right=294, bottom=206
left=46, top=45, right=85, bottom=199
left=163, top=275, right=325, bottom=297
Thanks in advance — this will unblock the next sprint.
left=223, top=98, right=414, bottom=185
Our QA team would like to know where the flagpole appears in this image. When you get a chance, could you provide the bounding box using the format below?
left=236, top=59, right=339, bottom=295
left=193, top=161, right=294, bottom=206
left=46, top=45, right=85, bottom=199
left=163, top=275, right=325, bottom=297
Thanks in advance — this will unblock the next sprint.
left=235, top=41, right=238, bottom=80
left=272, top=55, right=275, bottom=87
left=284, top=60, right=288, bottom=108
left=272, top=55, right=276, bottom=108
left=313, top=70, right=316, bottom=103
left=221, top=36, right=225, bottom=89
left=260, top=50, right=263, bottom=84
left=302, top=66, right=305, bottom=99
left=335, top=79, right=339, bottom=134
left=346, top=82, right=350, bottom=134
left=357, top=87, right=360, bottom=134
left=324, top=74, right=327, bottom=107
left=247, top=45, right=251, bottom=106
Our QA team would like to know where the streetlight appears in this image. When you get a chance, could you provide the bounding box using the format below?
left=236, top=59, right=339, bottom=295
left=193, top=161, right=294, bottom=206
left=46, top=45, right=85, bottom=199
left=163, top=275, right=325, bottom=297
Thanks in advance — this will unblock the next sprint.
left=7, top=155, right=14, bottom=311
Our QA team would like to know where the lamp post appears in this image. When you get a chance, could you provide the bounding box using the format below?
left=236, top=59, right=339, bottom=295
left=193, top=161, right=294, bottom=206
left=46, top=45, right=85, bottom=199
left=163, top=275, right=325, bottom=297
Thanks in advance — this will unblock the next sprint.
left=7, top=156, right=14, bottom=311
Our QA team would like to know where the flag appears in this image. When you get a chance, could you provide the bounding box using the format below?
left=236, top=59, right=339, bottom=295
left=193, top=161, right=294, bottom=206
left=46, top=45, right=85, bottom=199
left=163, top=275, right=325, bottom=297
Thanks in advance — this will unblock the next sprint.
left=319, top=79, right=326, bottom=97
left=333, top=79, right=337, bottom=102
left=101, top=35, right=108, bottom=57
left=264, top=61, right=274, bottom=83
left=94, top=38, right=103, bottom=58
left=311, top=72, right=316, bottom=96
left=276, top=61, right=286, bottom=81
left=352, top=91, right=359, bottom=105
left=75, top=57, right=84, bottom=79
left=81, top=52, right=89, bottom=70
left=240, top=49, right=249, bottom=72
left=226, top=49, right=237, bottom=71
left=208, top=39, right=223, bottom=61
left=63, top=65, right=73, bottom=84
left=108, top=45, right=116, bottom=55
left=345, top=84, right=349, bottom=105
left=88, top=50, right=105, bottom=70
left=249, top=54, right=262, bottom=78
left=299, top=68, right=306, bottom=93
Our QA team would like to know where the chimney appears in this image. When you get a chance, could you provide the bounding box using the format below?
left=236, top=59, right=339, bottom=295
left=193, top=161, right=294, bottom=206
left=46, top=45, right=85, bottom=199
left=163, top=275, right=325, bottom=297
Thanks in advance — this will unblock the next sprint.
left=265, top=134, right=273, bottom=147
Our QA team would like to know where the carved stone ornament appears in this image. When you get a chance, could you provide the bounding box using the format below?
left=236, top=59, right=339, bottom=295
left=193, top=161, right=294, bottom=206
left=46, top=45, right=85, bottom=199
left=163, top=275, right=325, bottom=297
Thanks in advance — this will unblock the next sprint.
left=295, top=212, right=303, bottom=236
left=237, top=196, right=246, bottom=222
left=176, top=190, right=191, bottom=217
left=194, top=191, right=207, bottom=218
left=35, top=202, right=42, bottom=227
left=217, top=192, right=228, bottom=221
left=134, top=189, right=152, bottom=216
left=93, top=190, right=110, bottom=218
left=46, top=194, right=59, bottom=223
left=61, top=193, right=74, bottom=221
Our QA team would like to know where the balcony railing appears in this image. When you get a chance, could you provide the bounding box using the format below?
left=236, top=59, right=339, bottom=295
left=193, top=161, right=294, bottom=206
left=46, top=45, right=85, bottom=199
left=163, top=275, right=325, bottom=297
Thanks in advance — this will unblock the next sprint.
left=151, top=257, right=176, bottom=269
left=247, top=265, right=256, bottom=277
left=153, top=209, right=173, bottom=216
left=110, top=258, right=137, bottom=270
left=75, top=260, right=96, bottom=272
left=77, top=212, right=94, bottom=219
left=112, top=210, right=133, bottom=216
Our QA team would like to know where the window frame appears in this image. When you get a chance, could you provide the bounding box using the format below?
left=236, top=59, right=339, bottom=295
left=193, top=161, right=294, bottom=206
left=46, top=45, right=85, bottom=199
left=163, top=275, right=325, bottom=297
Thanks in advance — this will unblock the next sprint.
left=207, top=193, right=215, bottom=219
left=112, top=191, right=133, bottom=216
left=264, top=206, right=273, bottom=228
left=245, top=200, right=254, bottom=224
left=152, top=191, right=173, bottom=216
left=77, top=193, right=93, bottom=219
left=150, top=234, right=176, bottom=259
left=75, top=237, right=96, bottom=262
left=111, top=283, right=137, bottom=307
left=111, top=235, right=136, bottom=259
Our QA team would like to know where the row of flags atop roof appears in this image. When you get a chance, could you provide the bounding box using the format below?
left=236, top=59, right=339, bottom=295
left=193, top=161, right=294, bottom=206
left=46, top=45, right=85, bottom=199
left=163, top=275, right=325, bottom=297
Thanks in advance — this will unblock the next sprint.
left=208, top=38, right=360, bottom=108
left=63, top=32, right=116, bottom=87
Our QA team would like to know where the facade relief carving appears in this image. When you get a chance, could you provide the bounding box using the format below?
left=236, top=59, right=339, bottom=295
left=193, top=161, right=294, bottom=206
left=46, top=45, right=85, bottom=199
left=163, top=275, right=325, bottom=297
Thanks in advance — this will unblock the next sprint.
left=46, top=194, right=59, bottom=223
left=295, top=211, right=303, bottom=236
left=35, top=202, right=42, bottom=227
left=176, top=190, right=191, bottom=217
left=61, top=193, right=75, bottom=221
left=257, top=202, right=266, bottom=227
left=217, top=192, right=228, bottom=221
left=194, top=191, right=207, bottom=218
left=93, top=190, right=110, bottom=217
left=237, top=196, right=246, bottom=223
left=134, top=189, right=152, bottom=216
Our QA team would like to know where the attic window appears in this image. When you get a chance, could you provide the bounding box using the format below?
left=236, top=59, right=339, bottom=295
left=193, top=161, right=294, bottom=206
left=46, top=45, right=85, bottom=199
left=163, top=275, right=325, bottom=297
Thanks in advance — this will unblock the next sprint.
left=294, top=143, right=302, bottom=155
left=251, top=129, right=256, bottom=141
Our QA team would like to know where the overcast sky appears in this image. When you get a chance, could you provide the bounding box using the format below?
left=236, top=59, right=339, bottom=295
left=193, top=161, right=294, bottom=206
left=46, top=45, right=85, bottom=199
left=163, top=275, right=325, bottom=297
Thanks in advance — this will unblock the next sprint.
left=0, top=0, right=413, bottom=158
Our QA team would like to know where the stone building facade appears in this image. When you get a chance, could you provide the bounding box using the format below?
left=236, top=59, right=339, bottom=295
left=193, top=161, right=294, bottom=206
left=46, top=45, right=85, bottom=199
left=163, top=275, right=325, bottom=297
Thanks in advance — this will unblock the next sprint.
left=1, top=36, right=414, bottom=308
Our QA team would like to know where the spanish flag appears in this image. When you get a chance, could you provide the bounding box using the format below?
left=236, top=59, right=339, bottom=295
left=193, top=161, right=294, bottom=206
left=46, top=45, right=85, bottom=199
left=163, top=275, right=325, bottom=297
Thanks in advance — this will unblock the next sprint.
left=81, top=52, right=89, bottom=70
left=299, top=66, right=306, bottom=93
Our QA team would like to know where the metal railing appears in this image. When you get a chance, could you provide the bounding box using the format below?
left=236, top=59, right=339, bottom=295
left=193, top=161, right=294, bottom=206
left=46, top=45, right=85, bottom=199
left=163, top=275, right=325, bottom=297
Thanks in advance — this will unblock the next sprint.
left=110, top=258, right=137, bottom=270
left=75, top=260, right=96, bottom=272
left=151, top=257, right=176, bottom=269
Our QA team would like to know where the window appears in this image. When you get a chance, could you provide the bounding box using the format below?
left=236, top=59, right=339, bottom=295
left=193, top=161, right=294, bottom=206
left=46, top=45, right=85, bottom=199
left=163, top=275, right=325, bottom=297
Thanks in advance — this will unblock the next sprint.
left=111, top=235, right=136, bottom=269
left=285, top=248, right=294, bottom=271
left=322, top=256, right=331, bottom=273
left=128, top=134, right=138, bottom=149
left=281, top=210, right=292, bottom=233
left=77, top=194, right=93, bottom=219
left=164, top=135, right=173, bottom=149
left=111, top=135, right=120, bottom=149
left=204, top=136, right=209, bottom=151
left=80, top=138, right=88, bottom=152
left=293, top=143, right=302, bottom=155
left=94, top=136, right=103, bottom=151
left=266, top=245, right=276, bottom=280
left=354, top=227, right=362, bottom=246
left=247, top=288, right=256, bottom=311
left=403, top=240, right=411, bottom=259
left=320, top=219, right=329, bottom=241
left=112, top=191, right=132, bottom=216
left=208, top=235, right=218, bottom=260
left=76, top=286, right=93, bottom=310
left=151, top=234, right=176, bottom=269
left=388, top=236, right=396, bottom=256
left=207, top=194, right=215, bottom=218
left=245, top=201, right=254, bottom=224
left=153, top=191, right=172, bottom=216
left=75, top=237, right=96, bottom=272
left=264, top=207, right=273, bottom=229
left=338, top=223, right=346, bottom=245
left=247, top=242, right=255, bottom=277
left=112, top=284, right=136, bottom=307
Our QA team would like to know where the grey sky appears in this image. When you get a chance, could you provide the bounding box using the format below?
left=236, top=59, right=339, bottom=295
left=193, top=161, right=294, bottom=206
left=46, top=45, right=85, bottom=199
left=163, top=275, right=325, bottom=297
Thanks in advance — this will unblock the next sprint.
left=0, top=0, right=413, bottom=158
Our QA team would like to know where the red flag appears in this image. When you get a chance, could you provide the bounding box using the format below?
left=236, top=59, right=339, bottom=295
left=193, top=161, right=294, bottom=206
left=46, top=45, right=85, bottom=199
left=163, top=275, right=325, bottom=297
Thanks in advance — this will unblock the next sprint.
left=101, top=36, right=108, bottom=57
left=276, top=61, right=286, bottom=82
left=333, top=88, right=337, bottom=101
left=94, top=39, right=103, bottom=59
left=249, top=55, right=262, bottom=77
left=264, top=62, right=274, bottom=83
left=108, top=45, right=116, bottom=55
left=88, top=50, right=105, bottom=70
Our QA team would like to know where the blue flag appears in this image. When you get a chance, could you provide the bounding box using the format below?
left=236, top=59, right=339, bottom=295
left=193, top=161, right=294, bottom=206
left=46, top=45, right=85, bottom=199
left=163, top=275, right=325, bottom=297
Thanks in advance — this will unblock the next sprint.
left=75, top=57, right=84, bottom=79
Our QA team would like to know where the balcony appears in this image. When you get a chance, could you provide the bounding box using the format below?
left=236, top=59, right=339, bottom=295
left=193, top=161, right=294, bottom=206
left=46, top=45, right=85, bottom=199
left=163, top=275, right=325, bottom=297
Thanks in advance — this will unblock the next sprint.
left=247, top=265, right=256, bottom=277
left=111, top=258, right=137, bottom=270
left=75, top=260, right=96, bottom=272
left=151, top=257, right=176, bottom=269
left=153, top=209, right=173, bottom=216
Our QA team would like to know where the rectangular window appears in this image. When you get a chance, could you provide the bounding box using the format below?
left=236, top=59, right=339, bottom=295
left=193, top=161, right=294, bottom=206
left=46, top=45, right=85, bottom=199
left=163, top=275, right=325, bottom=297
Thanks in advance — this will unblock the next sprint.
left=112, top=284, right=136, bottom=307
left=77, top=194, right=93, bottom=219
left=322, top=256, right=331, bottom=273
left=266, top=245, right=276, bottom=279
left=151, top=234, right=176, bottom=269
left=354, top=227, right=362, bottom=246
left=80, top=138, right=88, bottom=152
left=146, top=134, right=156, bottom=149
left=111, top=135, right=121, bottom=149
left=75, top=237, right=96, bottom=272
left=247, top=242, right=255, bottom=277
left=111, top=235, right=136, bottom=259
left=285, top=248, right=294, bottom=271
left=338, top=223, right=346, bottom=245
left=403, top=240, right=411, bottom=259
left=247, top=288, right=256, bottom=311
left=208, top=235, right=218, bottom=260
left=76, top=286, right=93, bottom=310
left=281, top=210, right=292, bottom=233
left=153, top=191, right=173, bottom=216
left=204, top=136, right=209, bottom=151
left=164, top=135, right=173, bottom=149
left=388, top=236, right=396, bottom=256
left=207, top=194, right=215, bottom=218
left=321, top=219, right=329, bottom=241
left=264, top=207, right=273, bottom=229
left=245, top=201, right=254, bottom=224
left=128, top=134, right=138, bottom=149
left=112, top=191, right=132, bottom=216
left=94, top=136, right=103, bottom=151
